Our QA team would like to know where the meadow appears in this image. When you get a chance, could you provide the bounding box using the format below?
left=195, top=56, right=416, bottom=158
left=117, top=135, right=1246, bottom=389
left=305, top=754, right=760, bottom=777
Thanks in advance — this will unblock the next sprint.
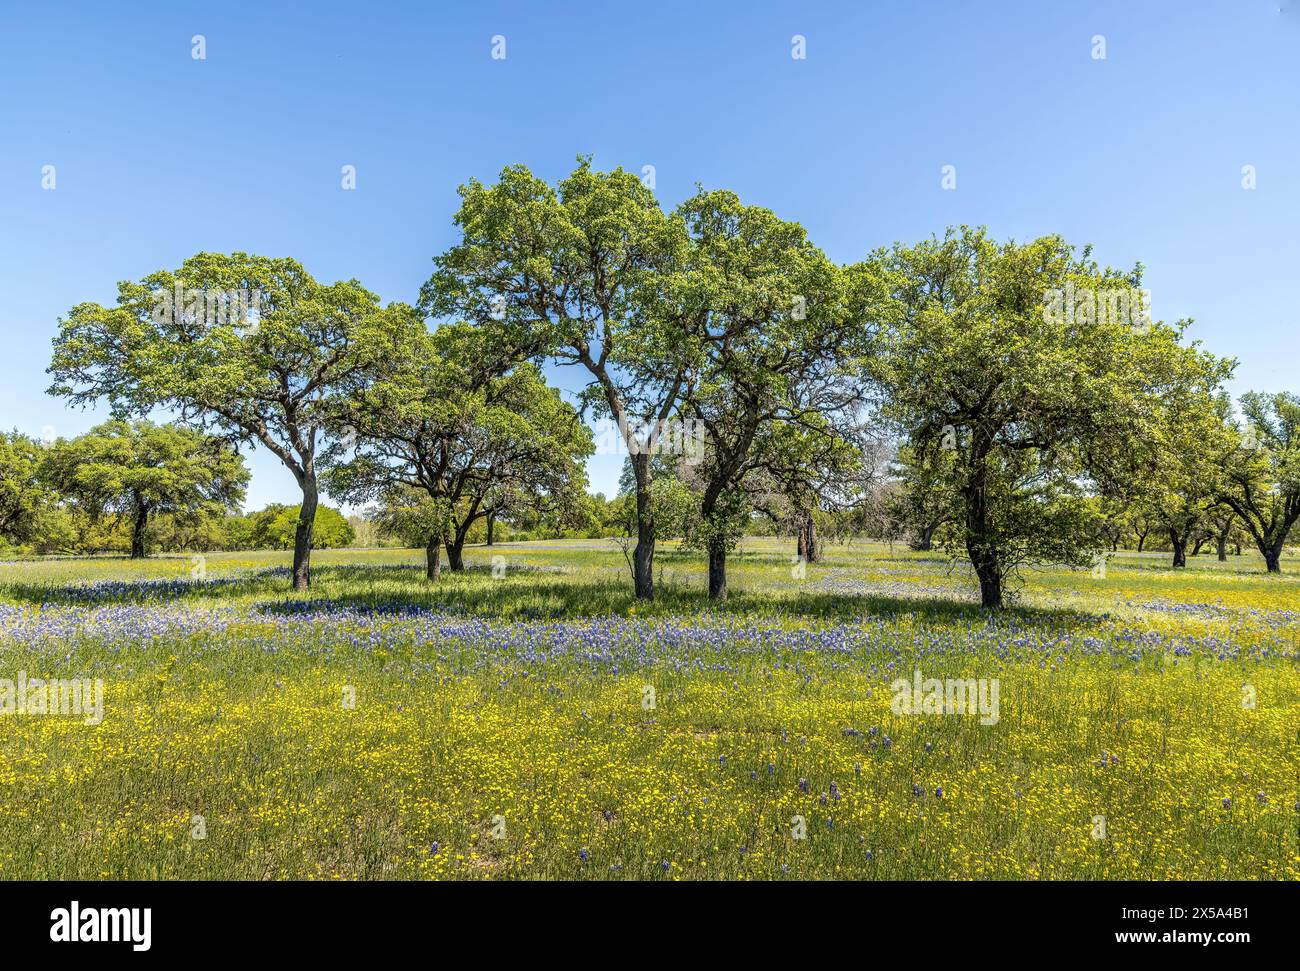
left=0, top=539, right=1297, bottom=881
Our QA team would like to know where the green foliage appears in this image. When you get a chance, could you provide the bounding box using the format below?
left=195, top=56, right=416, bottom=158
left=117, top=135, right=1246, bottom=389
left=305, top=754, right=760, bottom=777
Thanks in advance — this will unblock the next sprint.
left=0, top=431, right=53, bottom=548
left=42, top=420, right=247, bottom=557
left=1217, top=391, right=1300, bottom=570
left=423, top=159, right=705, bottom=594
left=889, top=442, right=956, bottom=551
left=1117, top=371, right=1237, bottom=566
left=48, top=252, right=420, bottom=582
left=423, top=159, right=701, bottom=424
left=369, top=488, right=448, bottom=549
left=861, top=227, right=1227, bottom=606
left=48, top=254, right=414, bottom=459
left=673, top=187, right=865, bottom=593
left=323, top=320, right=592, bottom=568
left=607, top=471, right=699, bottom=541
left=221, top=502, right=354, bottom=550
left=265, top=504, right=355, bottom=550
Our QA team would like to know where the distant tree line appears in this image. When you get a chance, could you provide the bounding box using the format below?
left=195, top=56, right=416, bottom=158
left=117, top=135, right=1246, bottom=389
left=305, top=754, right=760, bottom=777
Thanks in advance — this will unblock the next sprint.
left=0, top=421, right=359, bottom=557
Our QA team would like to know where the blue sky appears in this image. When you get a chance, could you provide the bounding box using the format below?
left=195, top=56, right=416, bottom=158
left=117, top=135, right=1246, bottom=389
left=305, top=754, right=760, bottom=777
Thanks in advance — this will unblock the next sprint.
left=2, top=0, right=1297, bottom=510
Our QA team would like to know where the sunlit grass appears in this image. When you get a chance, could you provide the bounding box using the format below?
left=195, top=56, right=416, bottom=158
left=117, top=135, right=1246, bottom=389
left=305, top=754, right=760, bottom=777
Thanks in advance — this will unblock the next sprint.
left=0, top=540, right=1296, bottom=879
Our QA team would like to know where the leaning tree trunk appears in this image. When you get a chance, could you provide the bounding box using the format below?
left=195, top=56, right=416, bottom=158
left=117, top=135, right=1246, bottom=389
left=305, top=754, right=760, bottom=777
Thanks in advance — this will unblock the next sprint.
left=425, top=534, right=442, bottom=580
left=292, top=478, right=318, bottom=590
left=632, top=454, right=655, bottom=600
left=445, top=532, right=466, bottom=572
left=486, top=511, right=495, bottom=547
left=130, top=501, right=149, bottom=559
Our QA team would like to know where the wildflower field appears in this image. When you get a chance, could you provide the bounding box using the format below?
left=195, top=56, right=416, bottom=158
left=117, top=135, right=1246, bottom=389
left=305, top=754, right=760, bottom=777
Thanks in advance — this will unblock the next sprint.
left=1, top=540, right=1297, bottom=881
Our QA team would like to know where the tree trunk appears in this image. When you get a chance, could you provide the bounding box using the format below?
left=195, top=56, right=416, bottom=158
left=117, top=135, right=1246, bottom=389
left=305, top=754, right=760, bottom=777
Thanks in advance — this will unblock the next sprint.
left=486, top=511, right=495, bottom=546
left=913, top=525, right=934, bottom=552
left=425, top=534, right=442, bottom=580
left=974, top=557, right=1002, bottom=609
left=1216, top=536, right=1227, bottom=562
left=1191, top=535, right=1207, bottom=556
left=292, top=478, right=318, bottom=590
left=130, top=501, right=149, bottom=559
left=708, top=544, right=727, bottom=601
left=446, top=534, right=465, bottom=571
left=1264, top=546, right=1281, bottom=573
left=632, top=453, right=654, bottom=600
left=1170, top=531, right=1187, bottom=569
left=963, top=447, right=1001, bottom=609
left=796, top=514, right=821, bottom=563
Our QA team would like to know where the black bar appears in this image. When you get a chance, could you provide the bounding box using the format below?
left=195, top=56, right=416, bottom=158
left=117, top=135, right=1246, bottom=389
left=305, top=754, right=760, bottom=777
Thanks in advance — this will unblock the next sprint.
left=0, top=880, right=1287, bottom=957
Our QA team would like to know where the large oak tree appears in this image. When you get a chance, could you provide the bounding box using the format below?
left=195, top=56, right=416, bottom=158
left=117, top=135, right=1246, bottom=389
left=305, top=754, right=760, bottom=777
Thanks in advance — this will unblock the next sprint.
left=423, top=159, right=704, bottom=600
left=48, top=252, right=415, bottom=587
left=675, top=188, right=865, bottom=599
left=861, top=228, right=1215, bottom=608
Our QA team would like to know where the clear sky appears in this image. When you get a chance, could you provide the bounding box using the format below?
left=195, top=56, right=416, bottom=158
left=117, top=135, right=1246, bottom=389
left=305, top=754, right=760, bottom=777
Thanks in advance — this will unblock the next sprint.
left=2, top=0, right=1297, bottom=511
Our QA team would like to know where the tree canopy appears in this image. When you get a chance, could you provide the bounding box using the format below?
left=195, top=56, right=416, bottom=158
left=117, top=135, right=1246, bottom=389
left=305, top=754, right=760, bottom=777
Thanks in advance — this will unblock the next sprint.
left=48, top=252, right=419, bottom=586
left=859, top=227, right=1231, bottom=606
left=43, top=419, right=247, bottom=558
left=0, top=431, right=51, bottom=549
left=323, top=321, right=592, bottom=578
left=38, top=172, right=1294, bottom=597
left=1216, top=391, right=1300, bottom=572
left=423, top=159, right=704, bottom=599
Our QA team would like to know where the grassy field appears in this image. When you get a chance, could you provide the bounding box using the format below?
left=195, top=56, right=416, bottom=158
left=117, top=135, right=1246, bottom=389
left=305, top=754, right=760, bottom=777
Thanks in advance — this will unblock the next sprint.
left=0, top=539, right=1297, bottom=880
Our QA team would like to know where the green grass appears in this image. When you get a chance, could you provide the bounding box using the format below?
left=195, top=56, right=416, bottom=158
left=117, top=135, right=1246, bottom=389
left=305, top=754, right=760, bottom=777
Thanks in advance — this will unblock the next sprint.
left=0, top=539, right=1296, bottom=880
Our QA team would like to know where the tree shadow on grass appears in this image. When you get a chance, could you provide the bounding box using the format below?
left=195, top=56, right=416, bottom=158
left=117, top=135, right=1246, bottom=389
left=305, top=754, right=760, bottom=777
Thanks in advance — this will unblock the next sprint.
left=0, top=560, right=1105, bottom=631
left=0, top=568, right=292, bottom=606
left=0, top=562, right=545, bottom=608
left=1109, top=556, right=1285, bottom=577
left=245, top=564, right=1104, bottom=631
